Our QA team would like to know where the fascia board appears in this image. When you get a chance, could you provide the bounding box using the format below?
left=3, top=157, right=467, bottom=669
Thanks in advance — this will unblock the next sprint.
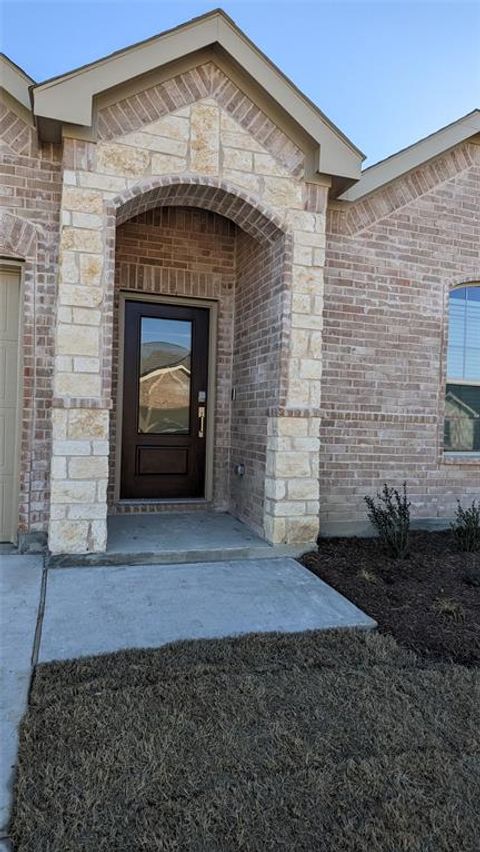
left=32, top=16, right=220, bottom=126
left=340, top=111, right=480, bottom=201
left=1, top=55, right=33, bottom=110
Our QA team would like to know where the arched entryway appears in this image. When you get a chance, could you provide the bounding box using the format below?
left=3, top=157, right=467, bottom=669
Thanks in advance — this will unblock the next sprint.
left=104, top=178, right=291, bottom=537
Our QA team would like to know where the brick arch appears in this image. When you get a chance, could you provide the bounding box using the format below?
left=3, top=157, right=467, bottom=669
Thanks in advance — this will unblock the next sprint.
left=0, top=211, right=37, bottom=259
left=101, top=175, right=291, bottom=403
left=109, top=175, right=287, bottom=243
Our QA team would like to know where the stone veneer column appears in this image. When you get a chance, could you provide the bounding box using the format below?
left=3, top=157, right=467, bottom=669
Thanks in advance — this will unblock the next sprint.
left=263, top=190, right=327, bottom=545
left=48, top=138, right=110, bottom=554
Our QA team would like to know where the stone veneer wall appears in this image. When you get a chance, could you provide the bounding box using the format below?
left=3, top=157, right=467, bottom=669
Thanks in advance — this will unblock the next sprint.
left=110, top=206, right=236, bottom=511
left=0, top=94, right=62, bottom=539
left=322, top=141, right=480, bottom=535
left=48, top=61, right=327, bottom=553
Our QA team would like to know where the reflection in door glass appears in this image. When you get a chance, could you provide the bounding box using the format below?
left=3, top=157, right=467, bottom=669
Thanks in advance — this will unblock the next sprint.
left=138, top=317, right=192, bottom=434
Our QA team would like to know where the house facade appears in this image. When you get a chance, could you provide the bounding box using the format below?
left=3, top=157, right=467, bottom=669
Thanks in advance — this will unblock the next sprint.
left=1, top=10, right=479, bottom=555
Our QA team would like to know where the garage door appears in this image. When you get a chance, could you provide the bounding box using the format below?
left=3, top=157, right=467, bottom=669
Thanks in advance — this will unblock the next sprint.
left=0, top=268, right=21, bottom=542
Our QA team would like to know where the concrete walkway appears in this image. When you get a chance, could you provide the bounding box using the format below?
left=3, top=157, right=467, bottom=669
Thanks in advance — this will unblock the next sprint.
left=0, top=552, right=375, bottom=842
left=0, top=555, right=43, bottom=841
left=39, top=558, right=375, bottom=662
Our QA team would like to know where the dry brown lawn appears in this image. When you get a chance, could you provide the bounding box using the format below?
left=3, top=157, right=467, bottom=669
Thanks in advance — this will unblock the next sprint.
left=11, top=630, right=480, bottom=851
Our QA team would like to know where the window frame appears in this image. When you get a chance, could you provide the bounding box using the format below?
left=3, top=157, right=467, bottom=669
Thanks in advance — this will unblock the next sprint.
left=443, top=282, right=480, bottom=459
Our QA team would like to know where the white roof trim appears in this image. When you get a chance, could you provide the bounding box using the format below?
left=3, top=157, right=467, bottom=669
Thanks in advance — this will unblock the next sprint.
left=339, top=109, right=480, bottom=202
left=30, top=9, right=363, bottom=181
left=0, top=54, right=34, bottom=111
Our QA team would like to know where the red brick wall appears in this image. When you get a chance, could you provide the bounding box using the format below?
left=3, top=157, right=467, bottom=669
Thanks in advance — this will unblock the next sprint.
left=322, top=141, right=480, bottom=534
left=231, top=229, right=288, bottom=531
left=0, top=97, right=62, bottom=535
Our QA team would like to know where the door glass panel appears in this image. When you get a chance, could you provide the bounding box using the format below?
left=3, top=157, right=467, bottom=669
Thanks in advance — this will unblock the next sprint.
left=138, top=316, right=192, bottom=434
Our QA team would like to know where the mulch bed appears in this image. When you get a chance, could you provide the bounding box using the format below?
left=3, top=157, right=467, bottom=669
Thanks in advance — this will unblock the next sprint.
left=11, top=630, right=480, bottom=851
left=300, top=530, right=480, bottom=666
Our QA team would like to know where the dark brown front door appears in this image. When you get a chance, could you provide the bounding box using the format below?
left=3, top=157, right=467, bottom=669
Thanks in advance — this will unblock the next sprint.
left=121, top=300, right=209, bottom=499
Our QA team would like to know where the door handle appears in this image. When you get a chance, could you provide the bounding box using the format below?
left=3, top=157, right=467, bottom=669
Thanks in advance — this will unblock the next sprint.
left=198, top=406, right=205, bottom=438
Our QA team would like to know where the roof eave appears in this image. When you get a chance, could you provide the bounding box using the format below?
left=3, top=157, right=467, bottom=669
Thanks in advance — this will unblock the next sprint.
left=339, top=109, right=480, bottom=202
left=30, top=9, right=363, bottom=181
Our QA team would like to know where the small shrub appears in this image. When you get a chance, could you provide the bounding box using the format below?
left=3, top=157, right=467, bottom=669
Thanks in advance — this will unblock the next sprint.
left=433, top=597, right=465, bottom=623
left=357, top=568, right=380, bottom=584
left=364, top=482, right=410, bottom=559
left=451, top=499, right=480, bottom=552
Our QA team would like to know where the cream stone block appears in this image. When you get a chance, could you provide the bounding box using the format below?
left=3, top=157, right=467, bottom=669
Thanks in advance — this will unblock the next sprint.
left=292, top=313, right=323, bottom=330
left=120, top=131, right=187, bottom=157
left=148, top=113, right=190, bottom=140
left=291, top=329, right=310, bottom=357
left=263, top=515, right=286, bottom=545
left=88, top=520, right=107, bottom=552
left=287, top=379, right=310, bottom=408
left=55, top=372, right=101, bottom=397
left=69, top=456, right=109, bottom=480
left=295, top=231, right=325, bottom=248
left=60, top=251, right=79, bottom=283
left=97, top=143, right=150, bottom=177
left=67, top=503, right=107, bottom=520
left=72, top=212, right=103, bottom=229
left=79, top=172, right=127, bottom=192
left=264, top=477, right=286, bottom=500
left=220, top=113, right=265, bottom=151
left=300, top=358, right=322, bottom=379
left=68, top=409, right=109, bottom=439
left=62, top=227, right=103, bottom=254
left=293, top=243, right=313, bottom=266
left=275, top=418, right=309, bottom=437
left=57, top=323, right=99, bottom=357
left=55, top=355, right=73, bottom=373
left=50, top=480, right=96, bottom=504
left=79, top=254, right=103, bottom=286
left=291, top=436, right=320, bottom=452
left=309, top=332, right=322, bottom=358
left=313, top=247, right=326, bottom=265
left=92, top=440, right=109, bottom=455
left=254, top=152, right=288, bottom=177
left=51, top=457, right=67, bottom=479
left=262, top=177, right=303, bottom=208
left=285, top=210, right=317, bottom=232
left=286, top=517, right=319, bottom=544
left=222, top=170, right=260, bottom=194
left=63, top=186, right=104, bottom=215
left=287, top=478, right=319, bottom=501
left=50, top=505, right=66, bottom=521
left=49, top=520, right=89, bottom=554
left=72, top=308, right=101, bottom=326
left=274, top=452, right=311, bottom=478
left=222, top=148, right=253, bottom=171
left=190, top=102, right=219, bottom=174
left=62, top=210, right=71, bottom=226
left=291, top=293, right=312, bottom=314
left=96, top=480, right=108, bottom=502
left=51, top=409, right=67, bottom=440
left=60, top=285, right=104, bottom=308
left=57, top=307, right=72, bottom=324
left=63, top=170, right=77, bottom=185
left=53, top=439, right=90, bottom=455
left=292, top=264, right=324, bottom=294
left=73, top=357, right=100, bottom=373
left=151, top=153, right=187, bottom=174
left=270, top=500, right=306, bottom=517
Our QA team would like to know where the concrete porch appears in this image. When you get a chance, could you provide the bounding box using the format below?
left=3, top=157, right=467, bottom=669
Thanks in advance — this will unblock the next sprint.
left=48, top=512, right=314, bottom=567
